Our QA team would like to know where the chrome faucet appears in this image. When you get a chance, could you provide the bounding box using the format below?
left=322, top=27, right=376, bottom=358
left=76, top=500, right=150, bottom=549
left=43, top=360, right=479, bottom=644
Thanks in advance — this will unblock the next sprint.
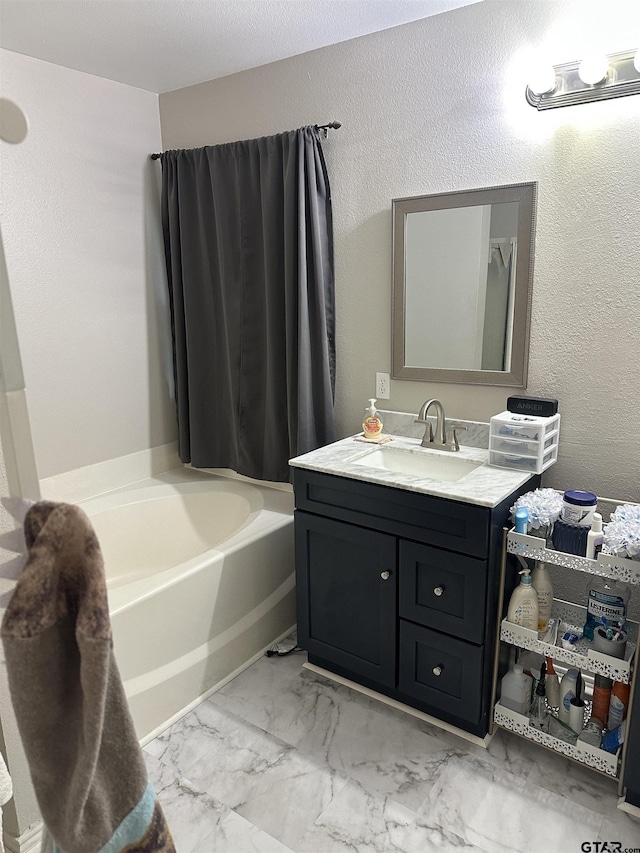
left=415, top=398, right=465, bottom=452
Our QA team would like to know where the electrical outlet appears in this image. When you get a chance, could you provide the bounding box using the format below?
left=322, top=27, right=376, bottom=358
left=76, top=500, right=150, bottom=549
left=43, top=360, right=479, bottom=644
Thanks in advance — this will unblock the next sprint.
left=376, top=372, right=390, bottom=399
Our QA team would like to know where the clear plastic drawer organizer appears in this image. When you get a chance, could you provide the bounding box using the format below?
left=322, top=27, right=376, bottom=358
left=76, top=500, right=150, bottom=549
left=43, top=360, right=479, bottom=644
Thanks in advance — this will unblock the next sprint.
left=489, top=411, right=560, bottom=474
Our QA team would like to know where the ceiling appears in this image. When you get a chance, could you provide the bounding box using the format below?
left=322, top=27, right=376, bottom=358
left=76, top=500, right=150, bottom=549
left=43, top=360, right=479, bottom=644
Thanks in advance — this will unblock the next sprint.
left=0, top=0, right=481, bottom=94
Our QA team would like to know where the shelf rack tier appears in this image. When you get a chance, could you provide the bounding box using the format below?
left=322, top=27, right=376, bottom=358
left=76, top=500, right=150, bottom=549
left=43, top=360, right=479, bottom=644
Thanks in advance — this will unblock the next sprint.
left=501, top=599, right=637, bottom=683
left=507, top=530, right=640, bottom=586
left=494, top=703, right=619, bottom=778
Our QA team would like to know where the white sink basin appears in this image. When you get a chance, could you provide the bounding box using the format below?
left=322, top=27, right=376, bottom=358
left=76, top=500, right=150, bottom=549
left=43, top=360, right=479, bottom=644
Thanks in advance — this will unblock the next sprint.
left=350, top=445, right=482, bottom=482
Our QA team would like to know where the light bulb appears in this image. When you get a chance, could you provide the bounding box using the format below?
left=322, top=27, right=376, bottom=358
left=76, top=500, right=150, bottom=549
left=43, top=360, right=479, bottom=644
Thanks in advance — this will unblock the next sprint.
left=528, top=64, right=557, bottom=96
left=578, top=53, right=609, bottom=85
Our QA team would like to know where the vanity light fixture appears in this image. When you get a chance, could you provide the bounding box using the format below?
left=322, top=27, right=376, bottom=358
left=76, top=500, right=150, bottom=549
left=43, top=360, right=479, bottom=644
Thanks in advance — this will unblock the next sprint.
left=526, top=48, right=640, bottom=109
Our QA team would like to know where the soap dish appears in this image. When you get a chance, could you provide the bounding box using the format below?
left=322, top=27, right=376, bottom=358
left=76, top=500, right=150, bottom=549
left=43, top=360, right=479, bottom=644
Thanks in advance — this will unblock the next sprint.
left=354, top=434, right=394, bottom=445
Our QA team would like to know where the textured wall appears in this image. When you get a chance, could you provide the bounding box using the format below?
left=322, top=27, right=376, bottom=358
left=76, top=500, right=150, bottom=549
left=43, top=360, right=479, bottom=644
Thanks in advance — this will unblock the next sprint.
left=0, top=50, right=176, bottom=480
left=160, top=0, right=640, bottom=503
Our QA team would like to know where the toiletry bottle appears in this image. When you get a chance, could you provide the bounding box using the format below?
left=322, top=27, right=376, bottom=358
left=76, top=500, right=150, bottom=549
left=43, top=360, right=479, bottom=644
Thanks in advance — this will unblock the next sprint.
left=577, top=716, right=603, bottom=748
left=607, top=681, right=630, bottom=730
left=514, top=507, right=529, bottom=534
left=558, top=668, right=579, bottom=724
left=362, top=398, right=383, bottom=439
left=529, top=662, right=549, bottom=732
left=506, top=568, right=539, bottom=631
left=531, top=561, right=554, bottom=632
left=569, top=672, right=586, bottom=734
left=583, top=576, right=630, bottom=640
left=591, top=675, right=613, bottom=726
left=585, top=512, right=604, bottom=559
left=602, top=720, right=626, bottom=754
left=544, top=656, right=561, bottom=708
left=500, top=663, right=532, bottom=715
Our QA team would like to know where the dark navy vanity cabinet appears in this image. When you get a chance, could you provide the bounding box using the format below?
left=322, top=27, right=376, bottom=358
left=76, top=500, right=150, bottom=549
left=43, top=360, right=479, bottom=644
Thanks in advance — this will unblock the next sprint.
left=293, top=467, right=538, bottom=737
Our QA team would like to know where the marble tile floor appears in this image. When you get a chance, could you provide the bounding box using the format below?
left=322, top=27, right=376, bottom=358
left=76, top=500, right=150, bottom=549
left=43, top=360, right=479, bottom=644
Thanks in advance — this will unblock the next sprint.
left=144, top=650, right=639, bottom=853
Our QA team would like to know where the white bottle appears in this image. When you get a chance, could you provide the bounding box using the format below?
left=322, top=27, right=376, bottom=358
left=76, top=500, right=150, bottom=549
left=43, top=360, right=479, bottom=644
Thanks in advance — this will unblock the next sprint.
left=585, top=512, right=604, bottom=559
left=507, top=568, right=539, bottom=631
left=531, top=561, right=554, bottom=632
left=558, top=668, right=580, bottom=724
left=500, top=663, right=532, bottom=715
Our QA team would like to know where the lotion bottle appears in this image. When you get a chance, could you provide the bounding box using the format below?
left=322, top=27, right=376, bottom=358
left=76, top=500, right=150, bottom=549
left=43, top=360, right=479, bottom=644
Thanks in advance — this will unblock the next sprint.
left=558, top=668, right=579, bottom=724
left=585, top=512, right=604, bottom=559
left=362, top=398, right=383, bottom=439
left=507, top=568, right=539, bottom=631
left=531, top=561, right=554, bottom=632
left=607, top=681, right=630, bottom=730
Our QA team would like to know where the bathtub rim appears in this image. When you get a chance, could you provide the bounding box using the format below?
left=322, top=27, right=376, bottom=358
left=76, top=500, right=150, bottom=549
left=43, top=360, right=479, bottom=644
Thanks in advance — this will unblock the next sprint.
left=78, top=469, right=294, bottom=616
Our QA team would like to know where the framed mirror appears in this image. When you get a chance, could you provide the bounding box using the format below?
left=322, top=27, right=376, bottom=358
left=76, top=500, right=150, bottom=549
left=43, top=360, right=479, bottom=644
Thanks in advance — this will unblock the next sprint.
left=392, top=182, right=536, bottom=386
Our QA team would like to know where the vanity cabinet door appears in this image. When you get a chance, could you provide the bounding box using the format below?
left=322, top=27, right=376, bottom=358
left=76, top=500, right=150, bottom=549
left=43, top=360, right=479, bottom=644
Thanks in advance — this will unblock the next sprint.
left=295, top=511, right=397, bottom=687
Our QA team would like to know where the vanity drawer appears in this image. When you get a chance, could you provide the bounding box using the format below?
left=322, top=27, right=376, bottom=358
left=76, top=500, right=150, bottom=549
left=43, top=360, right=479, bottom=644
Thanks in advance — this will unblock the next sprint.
left=399, top=541, right=487, bottom=643
left=293, top=469, right=489, bottom=557
left=399, top=621, right=484, bottom=724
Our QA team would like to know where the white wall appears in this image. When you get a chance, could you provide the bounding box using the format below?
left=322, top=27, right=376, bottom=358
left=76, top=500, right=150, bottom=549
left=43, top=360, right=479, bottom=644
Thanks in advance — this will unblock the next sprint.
left=159, top=0, right=640, bottom=503
left=0, top=52, right=180, bottom=848
left=0, top=50, right=176, bottom=481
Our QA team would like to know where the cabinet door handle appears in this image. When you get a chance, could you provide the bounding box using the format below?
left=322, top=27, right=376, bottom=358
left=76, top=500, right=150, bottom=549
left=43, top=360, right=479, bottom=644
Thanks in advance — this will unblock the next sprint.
left=433, top=586, right=445, bottom=596
left=432, top=665, right=443, bottom=676
left=380, top=570, right=391, bottom=580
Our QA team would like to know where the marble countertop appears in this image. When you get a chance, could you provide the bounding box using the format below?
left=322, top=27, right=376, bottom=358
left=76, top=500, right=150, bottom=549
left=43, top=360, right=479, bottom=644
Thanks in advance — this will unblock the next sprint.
left=290, top=434, right=535, bottom=508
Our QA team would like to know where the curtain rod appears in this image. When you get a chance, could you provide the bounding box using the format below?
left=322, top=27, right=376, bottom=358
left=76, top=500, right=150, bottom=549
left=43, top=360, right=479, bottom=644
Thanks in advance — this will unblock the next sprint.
left=150, top=121, right=341, bottom=160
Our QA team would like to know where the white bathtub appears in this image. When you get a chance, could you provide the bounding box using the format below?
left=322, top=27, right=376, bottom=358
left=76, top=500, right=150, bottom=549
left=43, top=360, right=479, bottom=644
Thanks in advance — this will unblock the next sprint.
left=80, top=469, right=296, bottom=742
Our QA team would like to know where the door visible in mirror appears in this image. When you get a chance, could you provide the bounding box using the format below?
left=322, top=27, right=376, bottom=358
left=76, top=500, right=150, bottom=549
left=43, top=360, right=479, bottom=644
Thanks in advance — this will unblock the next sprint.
left=392, top=183, right=536, bottom=387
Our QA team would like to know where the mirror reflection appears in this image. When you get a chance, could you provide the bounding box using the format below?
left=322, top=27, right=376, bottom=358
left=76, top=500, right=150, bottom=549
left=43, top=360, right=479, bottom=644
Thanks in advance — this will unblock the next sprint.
left=392, top=183, right=536, bottom=387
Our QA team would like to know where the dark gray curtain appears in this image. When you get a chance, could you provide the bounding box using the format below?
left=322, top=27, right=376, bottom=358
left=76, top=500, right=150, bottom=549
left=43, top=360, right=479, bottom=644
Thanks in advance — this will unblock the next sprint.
left=160, top=126, right=336, bottom=482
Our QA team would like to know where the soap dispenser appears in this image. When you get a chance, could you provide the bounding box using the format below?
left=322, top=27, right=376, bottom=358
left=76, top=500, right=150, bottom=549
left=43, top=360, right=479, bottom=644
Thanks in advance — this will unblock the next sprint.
left=507, top=568, right=539, bottom=631
left=362, top=398, right=383, bottom=439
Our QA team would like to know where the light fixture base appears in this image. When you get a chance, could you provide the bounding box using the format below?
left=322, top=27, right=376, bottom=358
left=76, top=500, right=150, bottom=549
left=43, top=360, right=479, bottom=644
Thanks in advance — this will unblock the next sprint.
left=526, top=49, right=640, bottom=110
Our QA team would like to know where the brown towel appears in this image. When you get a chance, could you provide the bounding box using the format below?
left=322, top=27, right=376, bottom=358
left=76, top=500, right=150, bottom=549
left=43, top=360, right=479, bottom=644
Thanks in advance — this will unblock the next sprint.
left=1, top=501, right=175, bottom=853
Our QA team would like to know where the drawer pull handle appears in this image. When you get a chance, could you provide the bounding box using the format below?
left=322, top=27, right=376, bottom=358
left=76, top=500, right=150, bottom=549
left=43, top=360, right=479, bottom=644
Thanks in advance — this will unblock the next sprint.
left=433, top=586, right=445, bottom=596
left=380, top=570, right=391, bottom=580
left=432, top=665, right=443, bottom=677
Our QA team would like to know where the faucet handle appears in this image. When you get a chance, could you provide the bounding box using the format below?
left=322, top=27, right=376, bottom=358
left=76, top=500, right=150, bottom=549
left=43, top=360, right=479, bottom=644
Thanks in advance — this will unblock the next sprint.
left=446, top=425, right=466, bottom=451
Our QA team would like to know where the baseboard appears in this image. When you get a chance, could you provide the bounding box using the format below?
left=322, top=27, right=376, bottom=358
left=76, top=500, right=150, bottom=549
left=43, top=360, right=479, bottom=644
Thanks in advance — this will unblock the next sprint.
left=4, top=820, right=43, bottom=853
left=303, top=662, right=494, bottom=749
left=617, top=796, right=640, bottom=821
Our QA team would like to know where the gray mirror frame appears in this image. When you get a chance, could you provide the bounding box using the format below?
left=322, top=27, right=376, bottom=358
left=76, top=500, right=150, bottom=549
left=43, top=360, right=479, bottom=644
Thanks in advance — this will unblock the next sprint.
left=392, top=182, right=537, bottom=387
